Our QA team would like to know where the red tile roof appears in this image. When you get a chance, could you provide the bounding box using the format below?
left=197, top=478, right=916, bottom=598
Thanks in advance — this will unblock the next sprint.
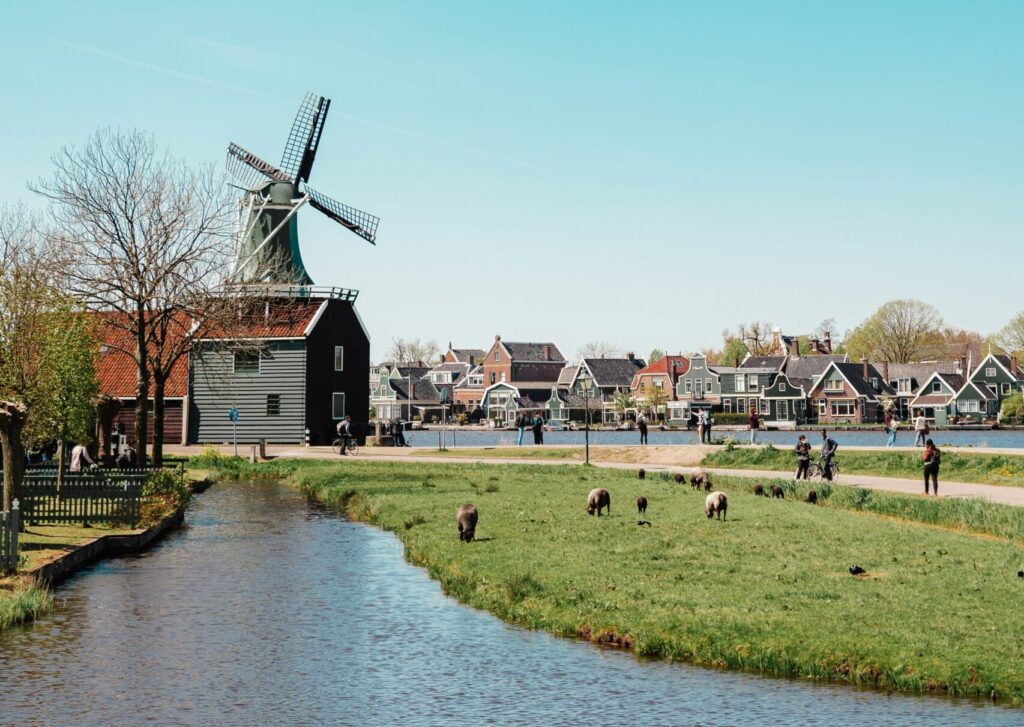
left=95, top=317, right=188, bottom=399
left=634, top=355, right=690, bottom=378
left=195, top=299, right=325, bottom=340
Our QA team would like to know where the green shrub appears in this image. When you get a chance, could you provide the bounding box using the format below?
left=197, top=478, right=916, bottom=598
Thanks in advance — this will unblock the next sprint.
left=712, top=413, right=750, bottom=425
left=143, top=468, right=192, bottom=509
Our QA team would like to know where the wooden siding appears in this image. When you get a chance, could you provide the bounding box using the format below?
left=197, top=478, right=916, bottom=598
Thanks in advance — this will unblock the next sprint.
left=189, top=341, right=308, bottom=444
left=305, top=299, right=370, bottom=446
left=113, top=400, right=183, bottom=445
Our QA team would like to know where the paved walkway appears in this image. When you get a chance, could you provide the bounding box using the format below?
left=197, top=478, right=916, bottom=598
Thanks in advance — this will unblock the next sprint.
left=170, top=443, right=1024, bottom=508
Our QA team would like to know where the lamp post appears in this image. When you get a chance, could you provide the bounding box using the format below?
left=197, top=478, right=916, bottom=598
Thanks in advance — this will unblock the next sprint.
left=578, top=370, right=593, bottom=465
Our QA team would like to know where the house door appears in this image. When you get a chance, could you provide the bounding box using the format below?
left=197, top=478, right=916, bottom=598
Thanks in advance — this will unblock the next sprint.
left=694, top=380, right=703, bottom=399
left=778, top=400, right=788, bottom=420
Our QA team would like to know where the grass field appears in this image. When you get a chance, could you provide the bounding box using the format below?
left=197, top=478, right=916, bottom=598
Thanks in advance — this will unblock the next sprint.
left=206, top=455, right=1024, bottom=704
left=703, top=444, right=1024, bottom=487
left=420, top=447, right=581, bottom=460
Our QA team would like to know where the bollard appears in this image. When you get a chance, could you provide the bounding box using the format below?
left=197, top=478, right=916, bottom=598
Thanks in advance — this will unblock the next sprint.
left=258, top=438, right=266, bottom=460
left=250, top=445, right=257, bottom=464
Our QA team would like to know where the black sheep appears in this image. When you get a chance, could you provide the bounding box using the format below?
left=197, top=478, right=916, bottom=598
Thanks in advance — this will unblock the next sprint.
left=771, top=484, right=785, bottom=499
left=636, top=495, right=648, bottom=514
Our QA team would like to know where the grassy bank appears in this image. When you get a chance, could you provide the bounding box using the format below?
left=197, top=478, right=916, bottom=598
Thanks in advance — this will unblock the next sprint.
left=703, top=444, right=1024, bottom=487
left=206, top=454, right=1024, bottom=704
left=0, top=578, right=53, bottom=630
left=420, top=447, right=581, bottom=460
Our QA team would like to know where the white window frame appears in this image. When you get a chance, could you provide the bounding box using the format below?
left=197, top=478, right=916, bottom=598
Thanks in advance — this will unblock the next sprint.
left=825, top=378, right=844, bottom=392
left=817, top=399, right=827, bottom=416
left=494, top=350, right=500, bottom=362
left=737, top=398, right=746, bottom=413
left=932, top=381, right=942, bottom=393
left=830, top=400, right=855, bottom=417
left=334, top=346, right=344, bottom=372
left=778, top=400, right=788, bottom=419
left=705, top=378, right=713, bottom=392
left=747, top=374, right=759, bottom=391
left=332, top=392, right=346, bottom=420
left=1002, top=383, right=1011, bottom=395
left=779, top=382, right=787, bottom=392
left=724, top=399, right=732, bottom=413
left=685, top=379, right=692, bottom=394
left=735, top=374, right=746, bottom=393
left=985, top=367, right=996, bottom=377
left=760, top=398, right=770, bottom=415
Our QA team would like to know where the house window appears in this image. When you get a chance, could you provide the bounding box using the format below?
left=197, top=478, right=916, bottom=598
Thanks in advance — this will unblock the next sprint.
left=266, top=394, right=281, bottom=417
left=985, top=367, right=996, bottom=377
left=334, top=346, right=344, bottom=371
left=869, top=378, right=878, bottom=389
left=495, top=350, right=500, bottom=362
left=825, top=378, right=844, bottom=392
left=830, top=400, right=855, bottom=417
left=705, top=378, right=712, bottom=392
left=960, top=399, right=979, bottom=413
left=500, top=372, right=506, bottom=382
left=233, top=351, right=260, bottom=374
left=898, top=378, right=912, bottom=393
left=779, top=382, right=787, bottom=392
left=1002, top=383, right=1011, bottom=395
left=760, top=399, right=770, bottom=415
left=332, top=393, right=346, bottom=419
left=724, top=399, right=732, bottom=413
left=932, top=381, right=942, bottom=393
left=748, top=374, right=758, bottom=390
left=735, top=374, right=745, bottom=393
left=490, top=372, right=496, bottom=384
left=817, top=400, right=827, bottom=415
left=778, top=400, right=788, bottom=419
left=653, top=377, right=664, bottom=388
left=737, top=398, right=746, bottom=413
left=685, top=380, right=692, bottom=393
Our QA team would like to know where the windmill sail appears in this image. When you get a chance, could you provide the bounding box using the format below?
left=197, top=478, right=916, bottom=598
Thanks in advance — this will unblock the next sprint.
left=227, top=143, right=292, bottom=187
left=281, top=93, right=331, bottom=184
left=305, top=186, right=379, bottom=245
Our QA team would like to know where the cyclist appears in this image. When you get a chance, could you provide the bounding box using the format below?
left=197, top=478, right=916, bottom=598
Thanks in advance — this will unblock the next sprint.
left=336, top=415, right=354, bottom=455
left=821, top=429, right=838, bottom=481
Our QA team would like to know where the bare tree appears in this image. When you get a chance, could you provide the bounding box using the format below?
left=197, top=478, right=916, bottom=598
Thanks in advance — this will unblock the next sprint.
left=34, top=129, right=234, bottom=465
left=577, top=341, right=620, bottom=359
left=387, top=337, right=440, bottom=365
left=844, top=300, right=944, bottom=363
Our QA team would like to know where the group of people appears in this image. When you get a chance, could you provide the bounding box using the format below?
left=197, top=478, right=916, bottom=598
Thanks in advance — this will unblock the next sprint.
left=882, top=409, right=933, bottom=449
left=515, top=413, right=546, bottom=445
left=793, top=429, right=839, bottom=481
left=694, top=409, right=713, bottom=444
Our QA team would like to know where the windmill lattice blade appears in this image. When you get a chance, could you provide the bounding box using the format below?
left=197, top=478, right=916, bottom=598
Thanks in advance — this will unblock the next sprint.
left=305, top=186, right=379, bottom=245
left=281, top=93, right=329, bottom=183
left=227, top=143, right=292, bottom=187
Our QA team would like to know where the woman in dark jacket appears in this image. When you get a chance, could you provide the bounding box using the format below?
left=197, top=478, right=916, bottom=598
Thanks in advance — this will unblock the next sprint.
left=923, top=438, right=941, bottom=495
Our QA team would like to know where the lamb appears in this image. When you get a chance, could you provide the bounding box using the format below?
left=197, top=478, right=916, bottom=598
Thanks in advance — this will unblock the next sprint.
left=771, top=484, right=785, bottom=499
left=805, top=490, right=818, bottom=504
left=636, top=495, right=648, bottom=514
left=691, top=471, right=711, bottom=491
left=705, top=491, right=728, bottom=520
left=638, top=469, right=646, bottom=480
left=753, top=483, right=765, bottom=497
left=587, top=487, right=611, bottom=517
left=456, top=503, right=478, bottom=543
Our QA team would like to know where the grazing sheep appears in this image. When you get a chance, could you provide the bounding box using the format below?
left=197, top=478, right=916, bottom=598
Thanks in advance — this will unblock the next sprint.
left=638, top=469, right=646, bottom=480
left=637, top=520, right=652, bottom=527
left=771, top=484, right=785, bottom=499
left=753, top=483, right=765, bottom=497
left=690, top=471, right=707, bottom=491
left=849, top=565, right=866, bottom=576
left=674, top=472, right=685, bottom=484
left=587, top=487, right=611, bottom=517
left=805, top=490, right=818, bottom=504
left=456, top=503, right=478, bottom=543
left=636, top=495, right=648, bottom=514
left=704, top=491, right=728, bottom=520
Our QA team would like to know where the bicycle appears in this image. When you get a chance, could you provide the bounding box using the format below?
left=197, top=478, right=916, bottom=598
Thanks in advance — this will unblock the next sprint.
left=331, top=437, right=359, bottom=456
left=807, top=456, right=839, bottom=483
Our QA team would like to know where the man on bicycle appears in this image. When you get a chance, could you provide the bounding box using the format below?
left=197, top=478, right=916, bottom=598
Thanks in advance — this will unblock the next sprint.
left=821, top=428, right=838, bottom=481
left=337, top=415, right=354, bottom=455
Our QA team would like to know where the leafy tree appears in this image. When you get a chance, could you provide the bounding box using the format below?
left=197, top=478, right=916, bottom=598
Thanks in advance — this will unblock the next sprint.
left=647, top=348, right=665, bottom=364
left=719, top=337, right=749, bottom=366
left=612, top=388, right=636, bottom=413
left=642, top=383, right=668, bottom=421
left=844, top=300, right=944, bottom=363
left=997, top=312, right=1024, bottom=357
left=1001, top=392, right=1023, bottom=422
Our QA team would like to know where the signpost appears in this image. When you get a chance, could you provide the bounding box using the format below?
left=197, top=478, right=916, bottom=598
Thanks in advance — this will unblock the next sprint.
left=229, top=407, right=239, bottom=457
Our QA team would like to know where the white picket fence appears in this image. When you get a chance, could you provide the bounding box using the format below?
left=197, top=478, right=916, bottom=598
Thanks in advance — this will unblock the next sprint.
left=1, top=500, right=20, bottom=573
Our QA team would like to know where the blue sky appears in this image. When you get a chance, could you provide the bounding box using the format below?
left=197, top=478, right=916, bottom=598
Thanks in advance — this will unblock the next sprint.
left=2, top=1, right=1021, bottom=360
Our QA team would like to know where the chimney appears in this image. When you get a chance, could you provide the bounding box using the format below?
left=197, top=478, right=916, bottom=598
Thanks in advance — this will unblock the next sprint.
left=882, top=361, right=889, bottom=384
left=861, top=356, right=869, bottom=382
left=734, top=356, right=740, bottom=368
left=543, top=344, right=551, bottom=361
left=789, top=339, right=800, bottom=357
left=1013, top=357, right=1019, bottom=378
left=958, top=355, right=967, bottom=376
left=823, top=331, right=832, bottom=354
left=809, top=337, right=820, bottom=354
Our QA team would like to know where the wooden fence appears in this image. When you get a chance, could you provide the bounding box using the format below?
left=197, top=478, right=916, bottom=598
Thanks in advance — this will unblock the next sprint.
left=16, top=472, right=145, bottom=528
left=1, top=502, right=19, bottom=574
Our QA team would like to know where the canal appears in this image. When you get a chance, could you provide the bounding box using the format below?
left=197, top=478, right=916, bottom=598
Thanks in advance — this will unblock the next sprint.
left=1, top=480, right=1018, bottom=726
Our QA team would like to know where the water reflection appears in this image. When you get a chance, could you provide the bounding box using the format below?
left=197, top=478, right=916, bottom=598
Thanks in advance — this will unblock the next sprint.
left=0, top=480, right=1017, bottom=726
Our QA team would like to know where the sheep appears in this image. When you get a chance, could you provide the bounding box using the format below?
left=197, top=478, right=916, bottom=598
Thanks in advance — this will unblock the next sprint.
left=638, top=468, right=646, bottom=480
left=636, top=495, right=648, bottom=514
left=705, top=491, right=728, bottom=520
left=674, top=472, right=685, bottom=484
left=771, top=484, right=785, bottom=499
left=805, top=490, right=818, bottom=504
left=753, top=483, right=765, bottom=497
left=587, top=487, right=611, bottom=517
left=456, top=503, right=478, bottom=543
left=690, top=471, right=707, bottom=491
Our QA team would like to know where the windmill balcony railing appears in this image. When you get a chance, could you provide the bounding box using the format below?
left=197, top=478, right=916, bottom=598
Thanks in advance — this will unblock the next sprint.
left=221, top=283, right=359, bottom=302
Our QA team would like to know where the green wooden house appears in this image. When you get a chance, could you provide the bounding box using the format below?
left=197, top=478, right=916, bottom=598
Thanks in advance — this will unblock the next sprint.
left=969, top=353, right=1023, bottom=407
left=759, top=372, right=810, bottom=425
left=952, top=380, right=999, bottom=421
left=906, top=372, right=964, bottom=426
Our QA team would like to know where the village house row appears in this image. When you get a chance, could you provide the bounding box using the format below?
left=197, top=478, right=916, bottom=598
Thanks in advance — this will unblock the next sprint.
left=370, top=329, right=1022, bottom=429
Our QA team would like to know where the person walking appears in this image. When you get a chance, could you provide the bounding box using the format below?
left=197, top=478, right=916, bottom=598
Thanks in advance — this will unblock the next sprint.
left=696, top=410, right=705, bottom=443
left=516, top=413, right=526, bottom=446
left=532, top=413, right=544, bottom=445
left=884, top=410, right=895, bottom=447
left=702, top=409, right=713, bottom=444
left=923, top=438, right=941, bottom=495
left=913, top=410, right=928, bottom=447
left=794, top=435, right=811, bottom=480
left=69, top=442, right=95, bottom=472
left=748, top=406, right=760, bottom=445
left=821, top=429, right=838, bottom=481
left=638, top=413, right=648, bottom=445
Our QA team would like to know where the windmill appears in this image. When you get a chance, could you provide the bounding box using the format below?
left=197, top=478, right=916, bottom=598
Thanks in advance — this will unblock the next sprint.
left=226, top=92, right=379, bottom=286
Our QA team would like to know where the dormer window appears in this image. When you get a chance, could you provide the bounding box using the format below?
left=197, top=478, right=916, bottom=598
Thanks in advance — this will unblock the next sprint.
left=779, top=382, right=787, bottom=392
left=932, top=381, right=941, bottom=393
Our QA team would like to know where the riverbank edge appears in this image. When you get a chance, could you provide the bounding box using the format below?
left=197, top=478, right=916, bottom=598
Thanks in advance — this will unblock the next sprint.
left=0, top=477, right=211, bottom=632
left=216, top=459, right=1023, bottom=706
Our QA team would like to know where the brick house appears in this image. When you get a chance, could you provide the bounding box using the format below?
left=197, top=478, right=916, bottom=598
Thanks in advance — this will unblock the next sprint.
left=807, top=359, right=894, bottom=424
left=630, top=355, right=689, bottom=421
left=481, top=336, right=566, bottom=387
